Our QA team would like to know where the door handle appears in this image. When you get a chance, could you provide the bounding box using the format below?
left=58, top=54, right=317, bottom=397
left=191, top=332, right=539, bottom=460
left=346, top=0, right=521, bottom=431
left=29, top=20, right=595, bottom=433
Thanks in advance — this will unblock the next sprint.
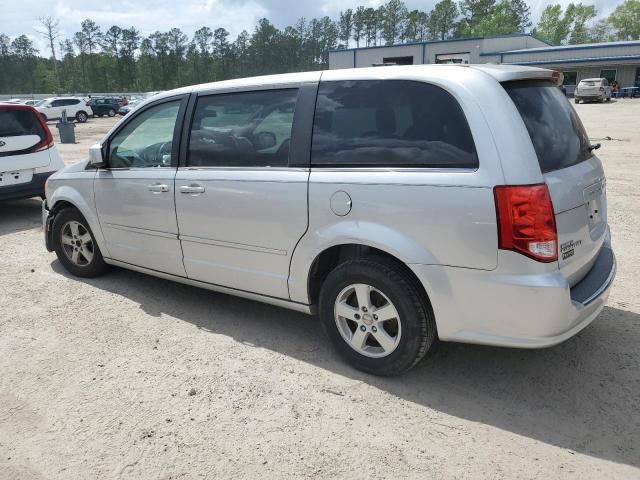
left=147, top=184, right=169, bottom=193
left=179, top=185, right=205, bottom=195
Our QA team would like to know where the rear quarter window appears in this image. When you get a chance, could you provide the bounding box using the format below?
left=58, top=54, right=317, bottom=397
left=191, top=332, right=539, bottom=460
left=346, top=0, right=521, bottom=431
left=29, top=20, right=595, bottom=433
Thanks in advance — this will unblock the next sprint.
left=504, top=80, right=592, bottom=173
left=311, top=80, right=478, bottom=168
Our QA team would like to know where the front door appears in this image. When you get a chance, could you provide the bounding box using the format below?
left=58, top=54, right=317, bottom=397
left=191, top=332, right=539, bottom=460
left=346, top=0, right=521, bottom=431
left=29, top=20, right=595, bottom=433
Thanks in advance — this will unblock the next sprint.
left=175, top=87, right=312, bottom=299
left=94, top=97, right=186, bottom=276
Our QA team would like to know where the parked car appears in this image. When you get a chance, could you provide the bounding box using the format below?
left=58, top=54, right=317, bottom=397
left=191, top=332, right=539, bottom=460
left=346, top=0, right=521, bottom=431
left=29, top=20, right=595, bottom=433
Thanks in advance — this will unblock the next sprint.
left=87, top=97, right=120, bottom=117
left=118, top=98, right=141, bottom=116
left=21, top=99, right=40, bottom=106
left=43, top=65, right=615, bottom=376
left=36, top=97, right=92, bottom=123
left=0, top=103, right=64, bottom=201
left=575, top=78, right=612, bottom=103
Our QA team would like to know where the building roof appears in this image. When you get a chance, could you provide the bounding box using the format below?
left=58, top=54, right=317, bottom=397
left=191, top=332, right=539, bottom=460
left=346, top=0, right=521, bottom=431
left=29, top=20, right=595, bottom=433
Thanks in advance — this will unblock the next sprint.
left=502, top=54, right=640, bottom=66
left=481, top=40, right=640, bottom=56
left=328, top=33, right=550, bottom=53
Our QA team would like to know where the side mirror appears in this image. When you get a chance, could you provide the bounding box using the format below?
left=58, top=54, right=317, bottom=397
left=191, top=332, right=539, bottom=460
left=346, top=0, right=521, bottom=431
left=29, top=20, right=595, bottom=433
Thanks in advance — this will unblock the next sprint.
left=89, top=143, right=106, bottom=168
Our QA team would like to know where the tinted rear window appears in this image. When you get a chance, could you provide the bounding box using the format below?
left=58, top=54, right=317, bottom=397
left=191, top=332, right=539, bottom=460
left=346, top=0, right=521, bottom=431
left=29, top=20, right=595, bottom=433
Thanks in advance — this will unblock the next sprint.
left=504, top=81, right=592, bottom=173
left=311, top=80, right=478, bottom=168
left=0, top=108, right=45, bottom=139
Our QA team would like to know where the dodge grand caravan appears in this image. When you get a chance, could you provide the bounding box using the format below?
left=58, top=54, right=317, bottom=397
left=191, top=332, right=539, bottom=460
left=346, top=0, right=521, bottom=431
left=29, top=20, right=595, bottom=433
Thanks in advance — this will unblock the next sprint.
left=43, top=65, right=616, bottom=376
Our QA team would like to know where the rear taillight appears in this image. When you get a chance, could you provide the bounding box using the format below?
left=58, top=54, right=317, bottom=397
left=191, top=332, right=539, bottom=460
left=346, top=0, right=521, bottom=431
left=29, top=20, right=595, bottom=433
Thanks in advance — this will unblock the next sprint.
left=494, top=184, right=557, bottom=262
left=31, top=109, right=54, bottom=153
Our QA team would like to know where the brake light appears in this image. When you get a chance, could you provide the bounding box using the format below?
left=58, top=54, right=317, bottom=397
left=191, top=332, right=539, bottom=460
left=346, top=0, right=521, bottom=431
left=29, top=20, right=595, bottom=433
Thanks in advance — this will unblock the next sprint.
left=31, top=108, right=54, bottom=152
left=494, top=184, right=557, bottom=262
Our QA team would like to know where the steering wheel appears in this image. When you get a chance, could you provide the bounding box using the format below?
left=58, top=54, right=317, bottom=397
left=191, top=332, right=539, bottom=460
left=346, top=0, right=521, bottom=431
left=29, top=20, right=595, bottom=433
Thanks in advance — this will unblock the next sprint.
left=138, top=141, right=172, bottom=166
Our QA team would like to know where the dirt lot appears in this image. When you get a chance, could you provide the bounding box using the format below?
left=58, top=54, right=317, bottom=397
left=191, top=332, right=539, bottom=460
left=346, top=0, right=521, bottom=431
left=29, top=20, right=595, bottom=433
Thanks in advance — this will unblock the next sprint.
left=1, top=102, right=639, bottom=480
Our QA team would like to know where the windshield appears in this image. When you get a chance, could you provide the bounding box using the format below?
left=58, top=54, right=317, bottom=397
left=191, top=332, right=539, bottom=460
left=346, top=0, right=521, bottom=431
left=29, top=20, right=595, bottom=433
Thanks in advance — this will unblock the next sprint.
left=503, top=80, right=592, bottom=173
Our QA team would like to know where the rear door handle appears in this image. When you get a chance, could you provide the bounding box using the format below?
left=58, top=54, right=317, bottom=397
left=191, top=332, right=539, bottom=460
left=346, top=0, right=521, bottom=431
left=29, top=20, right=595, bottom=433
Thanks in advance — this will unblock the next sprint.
left=179, top=185, right=205, bottom=195
left=147, top=184, right=169, bottom=193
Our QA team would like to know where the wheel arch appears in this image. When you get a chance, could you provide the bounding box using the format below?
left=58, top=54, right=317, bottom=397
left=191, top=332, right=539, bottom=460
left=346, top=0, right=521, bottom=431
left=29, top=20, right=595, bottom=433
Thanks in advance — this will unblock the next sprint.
left=49, top=186, right=109, bottom=257
left=305, top=243, right=433, bottom=314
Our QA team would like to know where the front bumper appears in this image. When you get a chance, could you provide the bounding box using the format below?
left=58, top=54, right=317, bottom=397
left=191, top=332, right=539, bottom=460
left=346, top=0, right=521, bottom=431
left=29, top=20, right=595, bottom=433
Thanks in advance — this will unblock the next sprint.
left=43, top=199, right=54, bottom=252
left=411, top=230, right=616, bottom=348
left=0, top=172, right=51, bottom=202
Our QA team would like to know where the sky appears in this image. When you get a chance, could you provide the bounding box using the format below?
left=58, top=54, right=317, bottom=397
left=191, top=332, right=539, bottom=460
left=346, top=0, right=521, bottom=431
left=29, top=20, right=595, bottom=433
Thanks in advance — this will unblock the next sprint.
left=1, top=0, right=623, bottom=56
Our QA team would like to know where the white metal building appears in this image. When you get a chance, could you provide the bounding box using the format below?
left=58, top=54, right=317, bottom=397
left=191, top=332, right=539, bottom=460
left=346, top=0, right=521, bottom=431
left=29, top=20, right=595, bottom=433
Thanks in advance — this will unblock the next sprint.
left=329, top=34, right=640, bottom=94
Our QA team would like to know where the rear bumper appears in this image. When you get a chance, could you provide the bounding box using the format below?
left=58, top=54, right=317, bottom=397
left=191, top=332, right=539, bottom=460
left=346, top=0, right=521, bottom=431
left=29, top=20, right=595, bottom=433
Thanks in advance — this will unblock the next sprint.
left=576, top=93, right=605, bottom=99
left=0, top=172, right=51, bottom=201
left=411, top=229, right=616, bottom=348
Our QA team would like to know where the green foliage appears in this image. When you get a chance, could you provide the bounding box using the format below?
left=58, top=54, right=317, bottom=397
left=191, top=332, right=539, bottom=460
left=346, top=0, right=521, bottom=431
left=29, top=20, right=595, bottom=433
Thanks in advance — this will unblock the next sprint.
left=532, top=3, right=598, bottom=45
left=609, top=0, right=640, bottom=40
left=460, top=0, right=531, bottom=36
left=429, top=0, right=459, bottom=40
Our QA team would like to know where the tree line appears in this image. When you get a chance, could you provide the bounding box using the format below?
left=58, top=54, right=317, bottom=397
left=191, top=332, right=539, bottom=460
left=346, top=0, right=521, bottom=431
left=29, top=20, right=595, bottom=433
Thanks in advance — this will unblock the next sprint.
left=1, top=0, right=639, bottom=94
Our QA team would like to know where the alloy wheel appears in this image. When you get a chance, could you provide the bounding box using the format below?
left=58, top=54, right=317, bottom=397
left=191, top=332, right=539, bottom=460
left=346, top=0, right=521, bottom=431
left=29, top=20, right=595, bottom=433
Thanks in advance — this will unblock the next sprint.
left=334, top=283, right=401, bottom=358
left=60, top=221, right=94, bottom=267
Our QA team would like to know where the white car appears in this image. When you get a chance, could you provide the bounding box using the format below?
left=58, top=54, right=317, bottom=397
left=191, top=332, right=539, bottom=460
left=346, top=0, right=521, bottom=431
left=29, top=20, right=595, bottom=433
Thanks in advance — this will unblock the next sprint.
left=0, top=103, right=64, bottom=201
left=36, top=97, right=93, bottom=123
left=574, top=78, right=612, bottom=104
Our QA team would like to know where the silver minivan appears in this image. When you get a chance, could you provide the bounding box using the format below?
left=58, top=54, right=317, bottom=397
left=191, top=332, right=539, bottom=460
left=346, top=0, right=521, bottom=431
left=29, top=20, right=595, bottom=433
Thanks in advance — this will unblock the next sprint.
left=43, top=65, right=616, bottom=375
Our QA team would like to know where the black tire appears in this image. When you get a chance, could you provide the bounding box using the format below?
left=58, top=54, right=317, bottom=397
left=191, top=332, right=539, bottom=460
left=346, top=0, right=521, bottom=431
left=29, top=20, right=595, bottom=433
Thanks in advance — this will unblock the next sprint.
left=318, top=257, right=436, bottom=376
left=574, top=98, right=580, bottom=104
left=75, top=111, right=88, bottom=123
left=52, top=207, right=107, bottom=278
left=108, top=108, right=116, bottom=117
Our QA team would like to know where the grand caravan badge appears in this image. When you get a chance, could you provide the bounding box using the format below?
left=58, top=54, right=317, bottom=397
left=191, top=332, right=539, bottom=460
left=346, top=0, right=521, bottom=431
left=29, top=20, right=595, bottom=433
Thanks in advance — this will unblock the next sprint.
left=560, top=239, right=582, bottom=260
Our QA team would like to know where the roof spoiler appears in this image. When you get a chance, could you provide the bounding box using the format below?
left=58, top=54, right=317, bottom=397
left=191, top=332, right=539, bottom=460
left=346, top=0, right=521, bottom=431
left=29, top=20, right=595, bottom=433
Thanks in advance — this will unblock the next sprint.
left=469, top=65, right=563, bottom=85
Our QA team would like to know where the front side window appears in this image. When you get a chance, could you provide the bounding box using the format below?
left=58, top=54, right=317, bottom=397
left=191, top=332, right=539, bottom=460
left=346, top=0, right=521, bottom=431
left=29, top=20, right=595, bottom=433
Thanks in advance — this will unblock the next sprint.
left=311, top=80, right=478, bottom=168
left=108, top=100, right=180, bottom=168
left=188, top=89, right=298, bottom=168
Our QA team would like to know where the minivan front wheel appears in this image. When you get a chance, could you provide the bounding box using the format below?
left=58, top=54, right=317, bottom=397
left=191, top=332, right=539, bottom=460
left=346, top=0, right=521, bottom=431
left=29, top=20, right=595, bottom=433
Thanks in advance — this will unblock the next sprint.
left=319, top=257, right=436, bottom=376
left=52, top=208, right=107, bottom=277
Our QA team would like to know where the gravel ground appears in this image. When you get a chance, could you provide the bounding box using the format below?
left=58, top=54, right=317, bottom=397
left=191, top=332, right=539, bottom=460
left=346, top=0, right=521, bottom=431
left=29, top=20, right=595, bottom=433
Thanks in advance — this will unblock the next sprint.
left=1, top=103, right=639, bottom=480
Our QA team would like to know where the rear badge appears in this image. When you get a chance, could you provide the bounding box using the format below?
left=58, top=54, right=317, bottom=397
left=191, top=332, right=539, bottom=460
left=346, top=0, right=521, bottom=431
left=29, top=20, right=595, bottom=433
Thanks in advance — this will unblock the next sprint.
left=560, top=239, right=582, bottom=260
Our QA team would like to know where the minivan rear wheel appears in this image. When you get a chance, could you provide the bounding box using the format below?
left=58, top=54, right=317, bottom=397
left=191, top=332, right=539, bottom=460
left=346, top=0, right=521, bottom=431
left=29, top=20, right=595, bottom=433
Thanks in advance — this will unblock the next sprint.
left=52, top=207, right=107, bottom=278
left=319, top=257, right=436, bottom=376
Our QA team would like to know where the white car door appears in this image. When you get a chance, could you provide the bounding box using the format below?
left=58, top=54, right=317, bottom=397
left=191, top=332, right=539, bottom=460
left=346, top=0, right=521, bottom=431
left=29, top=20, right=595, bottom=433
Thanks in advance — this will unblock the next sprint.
left=94, top=96, right=188, bottom=275
left=174, top=84, right=316, bottom=299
